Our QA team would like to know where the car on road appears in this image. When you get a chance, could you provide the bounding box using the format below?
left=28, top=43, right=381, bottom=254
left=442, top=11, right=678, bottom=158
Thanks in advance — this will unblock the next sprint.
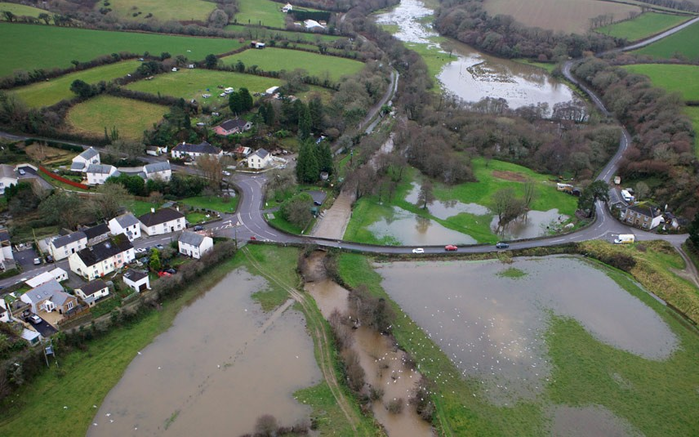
left=33, top=257, right=42, bottom=265
left=249, top=236, right=257, bottom=241
left=495, top=242, right=510, bottom=249
left=193, top=225, right=204, bottom=231
left=412, top=248, right=425, bottom=254
left=444, top=245, right=458, bottom=251
left=29, top=314, right=42, bottom=324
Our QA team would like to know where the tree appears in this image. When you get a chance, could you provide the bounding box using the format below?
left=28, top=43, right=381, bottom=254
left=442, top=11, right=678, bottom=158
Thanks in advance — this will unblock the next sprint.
left=39, top=191, right=84, bottom=229
left=204, top=54, right=218, bottom=69
left=149, top=249, right=161, bottom=272
left=2, top=11, right=15, bottom=22
left=238, top=88, right=253, bottom=111
left=254, top=414, right=278, bottom=437
left=523, top=178, right=536, bottom=210
left=208, top=9, right=229, bottom=28
left=688, top=212, right=699, bottom=249
left=107, top=173, right=146, bottom=196
left=70, top=80, right=94, bottom=99
left=491, top=187, right=526, bottom=230
left=234, top=60, right=245, bottom=73
left=196, top=154, right=224, bottom=192
left=296, top=141, right=319, bottom=183
left=308, top=95, right=324, bottom=131
left=298, top=103, right=312, bottom=140
left=38, top=13, right=51, bottom=25
left=91, top=183, right=130, bottom=220
left=417, top=181, right=435, bottom=209
left=280, top=193, right=313, bottom=228
left=266, top=168, right=296, bottom=202
left=229, top=92, right=243, bottom=114
left=635, top=181, right=650, bottom=201
left=107, top=139, right=145, bottom=160
left=577, top=180, right=610, bottom=216
left=259, top=101, right=275, bottom=126
left=316, top=142, right=333, bottom=175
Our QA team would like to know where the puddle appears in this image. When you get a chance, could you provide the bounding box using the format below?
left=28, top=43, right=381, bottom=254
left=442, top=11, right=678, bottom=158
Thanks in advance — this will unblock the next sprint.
left=405, top=182, right=490, bottom=219
left=367, top=205, right=478, bottom=245
left=376, top=257, right=678, bottom=405
left=549, top=405, right=642, bottom=437
left=90, top=268, right=320, bottom=436
left=491, top=209, right=569, bottom=240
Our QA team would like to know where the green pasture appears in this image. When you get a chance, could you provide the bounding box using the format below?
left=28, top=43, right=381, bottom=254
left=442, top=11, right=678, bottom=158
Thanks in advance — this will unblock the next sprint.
left=11, top=60, right=141, bottom=108
left=66, top=95, right=166, bottom=141
left=221, top=48, right=364, bottom=82
left=0, top=23, right=242, bottom=77
left=634, top=20, right=699, bottom=59
left=126, top=68, right=281, bottom=101
left=0, top=2, right=49, bottom=19
left=622, top=63, right=699, bottom=101
left=596, top=12, right=690, bottom=41
left=686, top=106, right=699, bottom=156
left=233, top=0, right=286, bottom=28
left=180, top=195, right=239, bottom=214
left=96, top=0, right=216, bottom=23
left=225, top=24, right=340, bottom=42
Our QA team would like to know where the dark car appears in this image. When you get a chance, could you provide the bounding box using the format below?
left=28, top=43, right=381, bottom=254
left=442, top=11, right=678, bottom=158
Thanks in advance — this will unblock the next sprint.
left=165, top=268, right=177, bottom=274
left=45, top=255, right=54, bottom=263
left=193, top=225, right=204, bottom=231
left=495, top=242, right=510, bottom=249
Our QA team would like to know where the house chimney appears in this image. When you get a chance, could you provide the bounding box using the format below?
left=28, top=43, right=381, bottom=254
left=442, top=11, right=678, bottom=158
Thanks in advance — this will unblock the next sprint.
left=151, top=208, right=155, bottom=214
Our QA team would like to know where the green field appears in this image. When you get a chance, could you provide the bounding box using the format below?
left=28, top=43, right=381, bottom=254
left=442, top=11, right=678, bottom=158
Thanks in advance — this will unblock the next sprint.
left=634, top=20, right=699, bottom=59
left=0, top=23, right=243, bottom=77
left=224, top=24, right=341, bottom=42
left=0, top=2, right=49, bottom=19
left=66, top=95, right=166, bottom=141
left=597, top=12, right=690, bottom=41
left=233, top=0, right=286, bottom=28
left=686, top=106, right=699, bottom=155
left=96, top=0, right=216, bottom=22
left=126, top=68, right=281, bottom=101
left=180, top=195, right=239, bottom=214
left=221, top=48, right=364, bottom=82
left=11, top=60, right=141, bottom=108
left=622, top=63, right=699, bottom=101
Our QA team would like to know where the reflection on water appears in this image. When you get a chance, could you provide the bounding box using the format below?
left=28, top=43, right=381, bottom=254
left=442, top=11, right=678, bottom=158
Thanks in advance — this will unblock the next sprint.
left=491, top=209, right=569, bottom=240
left=377, top=257, right=677, bottom=405
left=367, top=205, right=478, bottom=245
left=90, top=268, right=319, bottom=436
left=405, top=182, right=490, bottom=219
left=549, top=405, right=642, bottom=437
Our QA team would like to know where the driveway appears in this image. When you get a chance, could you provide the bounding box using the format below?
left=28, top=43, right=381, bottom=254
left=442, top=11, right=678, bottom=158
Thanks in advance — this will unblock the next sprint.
left=14, top=248, right=41, bottom=269
left=29, top=315, right=58, bottom=337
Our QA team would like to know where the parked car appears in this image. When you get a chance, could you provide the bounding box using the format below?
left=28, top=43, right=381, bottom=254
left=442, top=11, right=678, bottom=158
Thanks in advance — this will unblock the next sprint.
left=412, top=248, right=425, bottom=254
left=249, top=236, right=257, bottom=241
left=18, top=168, right=26, bottom=175
left=29, top=314, right=42, bottom=324
left=222, top=170, right=231, bottom=176
left=45, top=255, right=54, bottom=263
left=193, top=225, right=204, bottom=231
left=33, top=257, right=42, bottom=265
left=165, top=268, right=177, bottom=274
left=444, top=245, right=458, bottom=251
left=135, top=247, right=147, bottom=254
left=155, top=244, right=164, bottom=250
left=158, top=271, right=172, bottom=277
left=495, top=242, right=510, bottom=249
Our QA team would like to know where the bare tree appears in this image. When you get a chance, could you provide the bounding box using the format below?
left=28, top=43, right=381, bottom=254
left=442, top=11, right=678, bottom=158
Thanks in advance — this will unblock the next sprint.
left=417, top=181, right=435, bottom=209
left=523, top=178, right=536, bottom=211
left=254, top=414, right=278, bottom=437
left=491, top=188, right=526, bottom=231
left=196, top=155, right=223, bottom=192
left=635, top=181, right=650, bottom=201
left=91, top=183, right=130, bottom=220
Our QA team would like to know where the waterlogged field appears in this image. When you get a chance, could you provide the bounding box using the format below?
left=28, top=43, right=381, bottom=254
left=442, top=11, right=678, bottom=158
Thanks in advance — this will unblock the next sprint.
left=483, top=0, right=640, bottom=33
left=66, top=95, right=167, bottom=141
left=0, top=23, right=242, bottom=77
left=95, top=0, right=216, bottom=22
left=622, top=63, right=699, bottom=101
left=221, top=48, right=364, bottom=82
left=596, top=12, right=690, bottom=41
left=11, top=60, right=141, bottom=108
left=234, top=0, right=287, bottom=28
left=634, top=20, right=699, bottom=59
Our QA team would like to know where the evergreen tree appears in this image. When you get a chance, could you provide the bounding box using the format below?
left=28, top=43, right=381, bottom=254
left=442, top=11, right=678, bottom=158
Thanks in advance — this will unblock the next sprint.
left=296, top=141, right=319, bottom=183
left=239, top=88, right=253, bottom=111
left=316, top=142, right=333, bottom=175
left=204, top=54, right=218, bottom=69
left=298, top=103, right=312, bottom=141
left=261, top=102, right=275, bottom=126
left=308, top=95, right=323, bottom=131
left=229, top=92, right=243, bottom=114
left=689, top=213, right=699, bottom=249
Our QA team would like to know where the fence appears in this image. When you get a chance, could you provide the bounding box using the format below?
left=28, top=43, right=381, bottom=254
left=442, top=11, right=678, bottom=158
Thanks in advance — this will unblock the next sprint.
left=39, top=166, right=90, bottom=190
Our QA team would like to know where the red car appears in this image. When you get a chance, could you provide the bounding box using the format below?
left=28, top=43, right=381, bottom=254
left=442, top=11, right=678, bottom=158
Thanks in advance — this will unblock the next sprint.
left=158, top=271, right=172, bottom=278
left=444, top=245, right=458, bottom=251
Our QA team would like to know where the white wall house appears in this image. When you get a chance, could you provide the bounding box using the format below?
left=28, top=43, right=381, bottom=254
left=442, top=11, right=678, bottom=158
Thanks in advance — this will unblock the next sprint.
left=0, top=164, right=18, bottom=196
left=49, top=231, right=88, bottom=261
left=0, top=228, right=13, bottom=271
left=138, top=208, right=186, bottom=236
left=143, top=161, right=172, bottom=182
left=178, top=231, right=214, bottom=259
left=71, top=147, right=100, bottom=172
left=75, top=279, right=110, bottom=306
left=86, top=164, right=119, bottom=185
left=68, top=234, right=135, bottom=280
left=123, top=269, right=150, bottom=292
left=109, top=213, right=142, bottom=241
left=246, top=148, right=272, bottom=170
left=171, top=141, right=222, bottom=160
left=25, top=268, right=69, bottom=288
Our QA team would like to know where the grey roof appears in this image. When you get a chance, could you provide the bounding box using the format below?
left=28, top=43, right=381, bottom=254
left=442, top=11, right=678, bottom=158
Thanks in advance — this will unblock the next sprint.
left=51, top=290, right=74, bottom=306
left=83, top=223, right=110, bottom=240
left=0, top=164, right=16, bottom=179
left=75, top=234, right=133, bottom=267
left=24, top=279, right=64, bottom=304
left=251, top=148, right=269, bottom=159
left=114, top=213, right=139, bottom=228
left=123, top=269, right=148, bottom=282
left=78, top=279, right=108, bottom=297
left=179, top=230, right=207, bottom=247
left=78, top=147, right=99, bottom=161
left=70, top=161, right=86, bottom=171
left=138, top=208, right=184, bottom=227
left=86, top=164, right=116, bottom=174
left=626, top=205, right=659, bottom=218
left=172, top=141, right=221, bottom=155
left=220, top=119, right=249, bottom=131
left=52, top=231, right=87, bottom=249
left=0, top=228, right=9, bottom=243
left=144, top=161, right=171, bottom=174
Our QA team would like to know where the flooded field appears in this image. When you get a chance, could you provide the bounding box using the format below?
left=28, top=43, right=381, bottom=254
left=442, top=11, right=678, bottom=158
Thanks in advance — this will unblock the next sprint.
left=89, top=268, right=319, bottom=436
left=491, top=209, right=569, bottom=240
left=405, top=182, right=489, bottom=220
left=549, top=405, right=642, bottom=437
left=375, top=0, right=438, bottom=45
left=367, top=205, right=478, bottom=245
left=376, top=257, right=678, bottom=405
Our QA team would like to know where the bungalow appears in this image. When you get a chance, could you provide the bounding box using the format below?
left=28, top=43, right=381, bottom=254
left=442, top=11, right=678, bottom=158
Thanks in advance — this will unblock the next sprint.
left=246, top=148, right=272, bottom=170
left=109, top=213, right=142, bottom=241
left=82, top=223, right=111, bottom=246
left=0, top=164, right=17, bottom=196
left=25, top=267, right=68, bottom=288
left=49, top=231, right=88, bottom=261
left=20, top=278, right=78, bottom=315
left=214, top=119, right=253, bottom=136
left=86, top=164, right=119, bottom=185
left=620, top=205, right=664, bottom=230
left=68, top=234, right=135, bottom=280
left=123, top=269, right=150, bottom=292
left=138, top=207, right=186, bottom=236
left=75, top=279, right=110, bottom=306
left=0, top=228, right=13, bottom=271
left=143, top=161, right=172, bottom=182
left=178, top=231, right=213, bottom=259
left=171, top=141, right=222, bottom=160
left=71, top=147, right=100, bottom=172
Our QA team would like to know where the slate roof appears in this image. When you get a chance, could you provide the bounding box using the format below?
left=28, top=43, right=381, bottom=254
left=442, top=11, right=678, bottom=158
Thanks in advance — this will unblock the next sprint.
left=0, top=228, right=10, bottom=243
left=123, top=269, right=148, bottom=282
left=626, top=205, right=660, bottom=218
left=219, top=119, right=249, bottom=131
left=114, top=213, right=139, bottom=228
left=179, top=231, right=206, bottom=247
left=86, top=164, right=117, bottom=175
left=250, top=148, right=269, bottom=159
left=83, top=223, right=110, bottom=240
left=75, top=234, right=133, bottom=267
left=52, top=231, right=87, bottom=249
left=138, top=208, right=184, bottom=227
left=23, top=279, right=64, bottom=304
left=0, top=164, right=16, bottom=179
left=144, top=161, right=171, bottom=173
left=78, top=279, right=108, bottom=297
left=172, top=141, right=221, bottom=155
left=78, top=147, right=99, bottom=161
left=70, top=161, right=85, bottom=171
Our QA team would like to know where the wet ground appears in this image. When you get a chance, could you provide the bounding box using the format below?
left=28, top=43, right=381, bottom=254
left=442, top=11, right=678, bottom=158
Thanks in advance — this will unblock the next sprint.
left=90, top=268, right=320, bottom=436
left=491, top=209, right=569, bottom=240
left=367, top=205, right=478, bottom=245
left=549, top=405, right=642, bottom=437
left=376, top=257, right=677, bottom=405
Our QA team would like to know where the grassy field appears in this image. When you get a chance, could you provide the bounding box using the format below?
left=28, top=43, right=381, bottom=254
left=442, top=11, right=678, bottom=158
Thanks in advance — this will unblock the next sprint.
left=180, top=195, right=239, bottom=214
left=686, top=106, right=699, bottom=154
left=225, top=24, right=341, bottom=42
left=622, top=64, right=699, bottom=101
left=634, top=20, right=699, bottom=59
left=596, top=12, right=690, bottom=41
left=233, top=0, right=286, bottom=28
left=0, top=23, right=243, bottom=77
left=221, top=48, right=364, bottom=82
left=337, top=250, right=699, bottom=436
left=483, top=0, right=640, bottom=33
left=126, top=68, right=281, bottom=101
left=95, top=0, right=216, bottom=23
left=11, top=60, right=141, bottom=108
left=66, top=95, right=167, bottom=141
left=0, top=2, right=49, bottom=19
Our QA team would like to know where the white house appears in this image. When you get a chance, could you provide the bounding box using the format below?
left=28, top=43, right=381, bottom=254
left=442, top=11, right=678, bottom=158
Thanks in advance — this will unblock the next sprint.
left=75, top=279, right=110, bottom=306
left=68, top=234, right=135, bottom=280
left=0, top=164, right=17, bottom=196
left=71, top=147, right=100, bottom=172
left=25, top=267, right=69, bottom=288
left=49, top=231, right=88, bottom=261
left=304, top=19, right=325, bottom=29
left=178, top=231, right=213, bottom=259
left=171, top=141, right=222, bottom=160
left=83, top=223, right=111, bottom=246
left=143, top=161, right=172, bottom=182
left=123, top=269, right=150, bottom=293
left=146, top=146, right=168, bottom=156
left=20, top=279, right=78, bottom=315
left=246, top=148, right=272, bottom=169
left=0, top=228, right=13, bottom=271
left=0, top=299, right=11, bottom=323
left=85, top=164, right=119, bottom=185
left=282, top=3, right=293, bottom=13
left=620, top=205, right=665, bottom=230
left=138, top=208, right=186, bottom=236
left=109, top=213, right=142, bottom=241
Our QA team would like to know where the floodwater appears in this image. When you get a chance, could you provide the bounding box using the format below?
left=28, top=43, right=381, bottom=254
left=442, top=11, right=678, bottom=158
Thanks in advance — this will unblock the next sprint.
left=367, top=205, right=478, bottom=245
left=89, top=269, right=320, bottom=436
left=377, top=0, right=578, bottom=110
left=376, top=257, right=677, bottom=405
left=491, top=209, right=569, bottom=240
left=405, top=182, right=490, bottom=219
left=549, top=405, right=642, bottom=437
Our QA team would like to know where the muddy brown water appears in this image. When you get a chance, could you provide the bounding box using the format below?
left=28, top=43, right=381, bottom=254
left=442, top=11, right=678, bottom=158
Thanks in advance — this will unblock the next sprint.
left=88, top=268, right=320, bottom=436
left=376, top=257, right=678, bottom=406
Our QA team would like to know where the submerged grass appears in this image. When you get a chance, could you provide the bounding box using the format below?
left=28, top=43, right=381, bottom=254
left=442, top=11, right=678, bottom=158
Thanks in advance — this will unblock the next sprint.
left=497, top=267, right=527, bottom=278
